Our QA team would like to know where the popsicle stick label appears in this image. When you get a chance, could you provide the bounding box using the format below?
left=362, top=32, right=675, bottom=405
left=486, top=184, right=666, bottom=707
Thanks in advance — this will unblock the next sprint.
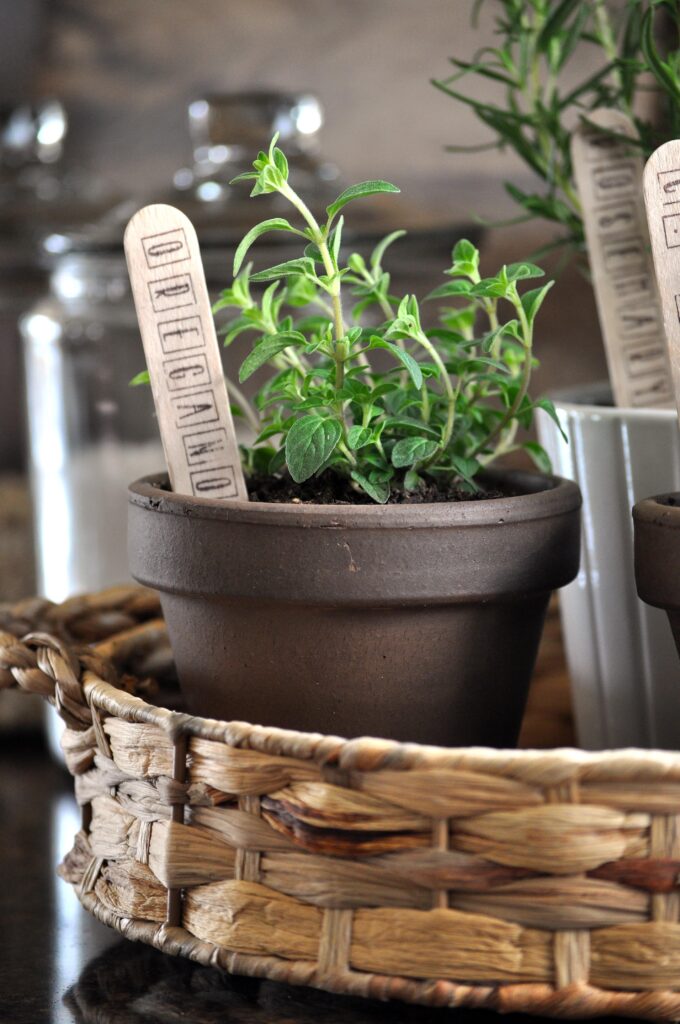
left=124, top=204, right=248, bottom=501
left=572, top=110, right=672, bottom=408
left=642, top=141, right=680, bottom=420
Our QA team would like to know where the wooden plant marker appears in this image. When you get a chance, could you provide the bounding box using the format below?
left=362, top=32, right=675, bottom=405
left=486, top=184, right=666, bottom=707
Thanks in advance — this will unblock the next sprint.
left=572, top=109, right=672, bottom=409
left=642, top=141, right=680, bottom=419
left=124, top=204, right=248, bottom=501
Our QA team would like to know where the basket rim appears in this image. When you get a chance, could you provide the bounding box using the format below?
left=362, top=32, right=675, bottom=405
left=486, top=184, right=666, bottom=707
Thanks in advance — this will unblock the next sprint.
left=82, top=653, right=680, bottom=782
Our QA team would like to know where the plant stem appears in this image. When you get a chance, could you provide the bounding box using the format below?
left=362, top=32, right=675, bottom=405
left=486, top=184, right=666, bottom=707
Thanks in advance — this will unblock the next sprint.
left=224, top=375, right=260, bottom=434
left=421, top=384, right=431, bottom=423
left=413, top=329, right=456, bottom=453
left=337, top=439, right=357, bottom=466
left=357, top=265, right=409, bottom=387
left=486, top=301, right=500, bottom=359
left=277, top=178, right=376, bottom=392
left=278, top=178, right=358, bottom=425
left=470, top=294, right=533, bottom=459
left=593, top=0, right=633, bottom=118
left=359, top=267, right=395, bottom=322
left=279, top=181, right=345, bottom=342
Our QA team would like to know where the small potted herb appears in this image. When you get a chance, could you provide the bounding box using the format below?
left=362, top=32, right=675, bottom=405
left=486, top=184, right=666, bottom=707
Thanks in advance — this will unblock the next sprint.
left=128, top=137, right=580, bottom=748
left=435, top=0, right=680, bottom=749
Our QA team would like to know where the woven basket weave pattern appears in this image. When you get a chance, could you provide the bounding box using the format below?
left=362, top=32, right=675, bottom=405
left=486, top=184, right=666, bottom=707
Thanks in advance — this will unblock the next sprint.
left=4, top=585, right=680, bottom=1021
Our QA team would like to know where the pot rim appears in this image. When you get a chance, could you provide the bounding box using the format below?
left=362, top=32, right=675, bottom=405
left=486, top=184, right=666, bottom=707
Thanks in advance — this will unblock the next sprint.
left=633, top=493, right=680, bottom=526
left=129, top=468, right=581, bottom=530
left=549, top=381, right=677, bottom=422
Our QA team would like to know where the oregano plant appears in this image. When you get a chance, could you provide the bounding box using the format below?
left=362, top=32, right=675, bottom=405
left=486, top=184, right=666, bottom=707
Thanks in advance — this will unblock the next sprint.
left=222, top=136, right=563, bottom=502
left=135, top=136, right=560, bottom=504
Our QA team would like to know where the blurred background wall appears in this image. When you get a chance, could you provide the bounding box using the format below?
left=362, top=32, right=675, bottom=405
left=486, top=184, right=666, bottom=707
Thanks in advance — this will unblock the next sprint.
left=32, top=0, right=601, bottom=216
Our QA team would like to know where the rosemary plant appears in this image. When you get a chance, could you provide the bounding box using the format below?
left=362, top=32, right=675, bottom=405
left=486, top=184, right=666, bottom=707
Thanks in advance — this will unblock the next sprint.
left=434, top=0, right=680, bottom=261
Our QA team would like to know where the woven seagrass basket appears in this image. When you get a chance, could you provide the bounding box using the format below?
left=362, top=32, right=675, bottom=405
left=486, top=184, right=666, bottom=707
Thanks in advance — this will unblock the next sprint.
left=4, top=585, right=680, bottom=1021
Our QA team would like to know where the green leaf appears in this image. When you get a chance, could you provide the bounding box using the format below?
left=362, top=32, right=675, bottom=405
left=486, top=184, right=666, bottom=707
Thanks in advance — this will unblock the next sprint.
left=470, top=276, right=509, bottom=298
left=347, top=426, right=372, bottom=450
left=403, top=469, right=422, bottom=491
left=536, top=0, right=582, bottom=52
left=345, top=326, right=363, bottom=348
left=272, top=146, right=289, bottom=180
left=642, top=6, right=680, bottom=102
left=450, top=455, right=480, bottom=485
left=219, top=317, right=258, bottom=347
left=254, top=422, right=285, bottom=445
left=391, top=436, right=439, bottom=468
left=285, top=416, right=342, bottom=482
left=250, top=257, right=316, bottom=282
left=444, top=58, right=515, bottom=87
left=350, top=470, right=390, bottom=504
left=285, top=276, right=319, bottom=307
left=426, top=279, right=473, bottom=300
left=249, top=162, right=286, bottom=197
left=130, top=369, right=150, bottom=386
left=452, top=238, right=478, bottom=265
left=369, top=379, right=400, bottom=400
left=337, top=378, right=371, bottom=402
left=523, top=441, right=552, bottom=475
left=304, top=241, right=323, bottom=263
left=233, top=218, right=297, bottom=275
left=229, top=171, right=258, bottom=185
left=212, top=268, right=254, bottom=312
left=505, top=262, right=544, bottom=282
left=326, top=180, right=400, bottom=220
left=521, top=281, right=554, bottom=323
left=370, top=338, right=423, bottom=388
left=480, top=324, right=509, bottom=353
left=348, top=252, right=367, bottom=274
left=534, top=397, right=568, bottom=443
left=239, top=332, right=305, bottom=382
left=383, top=416, right=440, bottom=439
left=450, top=238, right=480, bottom=277
left=268, top=447, right=286, bottom=474
left=370, top=229, right=407, bottom=269
left=261, top=281, right=280, bottom=325
left=331, top=216, right=344, bottom=264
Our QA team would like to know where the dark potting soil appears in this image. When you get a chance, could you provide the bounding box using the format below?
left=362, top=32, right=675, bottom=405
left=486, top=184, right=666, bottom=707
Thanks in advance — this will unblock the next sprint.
left=247, top=470, right=510, bottom=505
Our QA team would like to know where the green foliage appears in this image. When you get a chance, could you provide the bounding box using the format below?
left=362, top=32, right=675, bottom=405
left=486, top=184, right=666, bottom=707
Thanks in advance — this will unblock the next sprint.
left=206, top=138, right=555, bottom=502
left=435, top=0, right=680, bottom=264
left=285, top=416, right=342, bottom=482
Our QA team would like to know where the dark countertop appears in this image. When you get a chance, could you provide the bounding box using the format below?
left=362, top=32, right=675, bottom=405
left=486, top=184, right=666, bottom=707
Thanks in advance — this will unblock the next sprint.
left=1, top=736, right=644, bottom=1024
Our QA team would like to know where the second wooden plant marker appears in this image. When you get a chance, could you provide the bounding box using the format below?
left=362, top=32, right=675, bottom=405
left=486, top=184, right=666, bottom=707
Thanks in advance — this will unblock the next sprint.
left=643, top=141, right=680, bottom=421
left=572, top=109, right=672, bottom=409
left=124, top=203, right=248, bottom=501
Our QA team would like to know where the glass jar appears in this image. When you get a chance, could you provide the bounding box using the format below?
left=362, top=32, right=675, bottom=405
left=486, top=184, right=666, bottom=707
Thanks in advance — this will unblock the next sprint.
left=22, top=251, right=163, bottom=600
left=0, top=99, right=117, bottom=734
left=0, top=99, right=115, bottom=471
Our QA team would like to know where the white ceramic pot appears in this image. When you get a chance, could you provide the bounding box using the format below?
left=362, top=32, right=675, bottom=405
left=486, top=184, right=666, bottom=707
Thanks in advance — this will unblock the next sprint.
left=538, top=383, right=680, bottom=749
left=39, top=381, right=680, bottom=753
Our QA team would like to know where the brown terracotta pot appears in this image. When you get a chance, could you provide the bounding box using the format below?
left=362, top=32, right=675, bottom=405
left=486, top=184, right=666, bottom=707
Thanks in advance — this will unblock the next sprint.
left=128, top=469, right=581, bottom=747
left=634, top=494, right=680, bottom=657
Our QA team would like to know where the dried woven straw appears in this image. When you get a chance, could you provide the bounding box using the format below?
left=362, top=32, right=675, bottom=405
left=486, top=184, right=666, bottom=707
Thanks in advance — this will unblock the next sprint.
left=5, top=584, right=680, bottom=1021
